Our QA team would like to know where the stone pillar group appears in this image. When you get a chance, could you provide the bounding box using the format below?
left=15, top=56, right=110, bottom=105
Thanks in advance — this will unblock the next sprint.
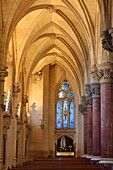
left=79, top=62, right=113, bottom=163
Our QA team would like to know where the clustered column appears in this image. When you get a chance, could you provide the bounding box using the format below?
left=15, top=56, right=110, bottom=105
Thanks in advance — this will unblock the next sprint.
left=85, top=84, right=93, bottom=157
left=80, top=62, right=113, bottom=162
left=90, top=83, right=101, bottom=159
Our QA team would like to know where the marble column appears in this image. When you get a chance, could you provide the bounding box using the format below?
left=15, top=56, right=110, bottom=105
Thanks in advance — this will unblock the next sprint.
left=90, top=83, right=101, bottom=158
left=12, top=83, right=20, bottom=167
left=0, top=65, right=8, bottom=169
left=85, top=84, right=93, bottom=158
left=97, top=63, right=113, bottom=160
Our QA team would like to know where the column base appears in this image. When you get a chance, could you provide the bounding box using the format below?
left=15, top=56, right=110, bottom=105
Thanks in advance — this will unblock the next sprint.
left=86, top=155, right=93, bottom=159
left=91, top=156, right=101, bottom=161
left=82, top=154, right=89, bottom=158
left=99, top=159, right=113, bottom=170
left=12, top=157, right=17, bottom=167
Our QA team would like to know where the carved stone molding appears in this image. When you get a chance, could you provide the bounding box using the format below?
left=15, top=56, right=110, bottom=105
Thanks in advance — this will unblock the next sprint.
left=86, top=96, right=92, bottom=108
left=13, top=83, right=20, bottom=97
left=46, top=5, right=56, bottom=13
left=81, top=96, right=86, bottom=105
left=0, top=65, right=8, bottom=82
left=22, top=95, right=28, bottom=106
left=34, top=71, right=42, bottom=81
left=97, top=62, right=113, bottom=83
left=85, top=84, right=91, bottom=96
left=90, top=83, right=100, bottom=98
left=78, top=104, right=87, bottom=115
left=101, top=29, right=113, bottom=52
left=91, top=65, right=100, bottom=82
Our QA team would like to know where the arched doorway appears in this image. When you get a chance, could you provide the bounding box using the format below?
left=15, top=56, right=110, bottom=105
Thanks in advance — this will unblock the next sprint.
left=56, top=136, right=75, bottom=157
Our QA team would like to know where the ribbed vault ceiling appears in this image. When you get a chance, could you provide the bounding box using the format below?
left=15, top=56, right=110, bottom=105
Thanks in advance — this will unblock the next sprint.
left=5, top=0, right=100, bottom=95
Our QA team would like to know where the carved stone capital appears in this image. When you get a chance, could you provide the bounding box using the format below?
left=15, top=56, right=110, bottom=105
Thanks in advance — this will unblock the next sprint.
left=34, top=71, right=42, bottom=81
left=101, top=29, right=113, bottom=52
left=13, top=83, right=20, bottom=97
left=0, top=65, right=8, bottom=82
left=81, top=96, right=86, bottom=105
left=22, top=95, right=28, bottom=106
left=91, top=65, right=100, bottom=82
left=78, top=104, right=87, bottom=115
left=97, top=62, right=113, bottom=83
left=85, top=84, right=91, bottom=96
left=86, top=96, right=92, bottom=108
left=90, top=83, right=100, bottom=98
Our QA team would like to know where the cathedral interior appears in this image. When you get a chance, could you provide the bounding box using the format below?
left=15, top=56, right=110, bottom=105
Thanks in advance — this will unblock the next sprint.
left=0, top=0, right=113, bottom=169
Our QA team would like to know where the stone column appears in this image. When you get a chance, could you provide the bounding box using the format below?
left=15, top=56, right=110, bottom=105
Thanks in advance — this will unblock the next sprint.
left=85, top=84, right=93, bottom=158
left=90, top=83, right=101, bottom=159
left=12, top=83, right=20, bottom=167
left=21, top=95, right=28, bottom=163
left=0, top=65, right=8, bottom=169
left=78, top=96, right=87, bottom=157
left=97, top=63, right=113, bottom=160
left=42, top=65, right=49, bottom=157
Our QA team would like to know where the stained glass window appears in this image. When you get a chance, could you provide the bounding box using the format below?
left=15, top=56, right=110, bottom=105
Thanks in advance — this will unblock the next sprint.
left=59, top=91, right=65, bottom=98
left=56, top=101, right=62, bottom=128
left=63, top=100, right=68, bottom=128
left=61, top=83, right=69, bottom=91
left=70, top=101, right=74, bottom=128
left=67, top=92, right=73, bottom=98
left=56, top=80, right=75, bottom=129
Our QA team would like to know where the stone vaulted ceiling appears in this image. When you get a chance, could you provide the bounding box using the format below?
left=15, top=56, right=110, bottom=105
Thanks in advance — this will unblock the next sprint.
left=3, top=0, right=102, bottom=95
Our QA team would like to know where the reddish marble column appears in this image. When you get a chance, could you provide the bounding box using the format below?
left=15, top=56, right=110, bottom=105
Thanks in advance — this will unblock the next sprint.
left=101, top=83, right=113, bottom=158
left=84, top=113, right=87, bottom=155
left=86, top=100, right=93, bottom=155
left=91, top=83, right=101, bottom=157
left=97, top=63, right=113, bottom=159
left=85, top=84, right=93, bottom=156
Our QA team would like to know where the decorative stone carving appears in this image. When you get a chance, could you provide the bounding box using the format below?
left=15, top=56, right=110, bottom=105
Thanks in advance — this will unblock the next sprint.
left=22, top=95, right=28, bottom=106
left=91, top=69, right=100, bottom=82
left=85, top=84, right=91, bottom=96
left=34, top=71, right=42, bottom=81
left=78, top=104, right=87, bottom=115
left=97, top=63, right=113, bottom=83
left=47, top=5, right=56, bottom=13
left=13, top=83, right=20, bottom=97
left=0, top=65, right=8, bottom=82
left=86, top=96, right=92, bottom=107
left=90, top=83, right=100, bottom=98
left=3, top=113, right=11, bottom=130
left=101, top=29, right=113, bottom=52
left=50, top=33, right=58, bottom=39
left=81, top=96, right=86, bottom=105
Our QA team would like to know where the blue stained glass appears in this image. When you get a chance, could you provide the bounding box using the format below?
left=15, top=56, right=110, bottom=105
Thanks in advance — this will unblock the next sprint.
left=67, top=92, right=73, bottom=98
left=56, top=101, right=62, bottom=128
left=61, top=83, right=69, bottom=91
left=70, top=101, right=74, bottom=128
left=63, top=100, right=68, bottom=128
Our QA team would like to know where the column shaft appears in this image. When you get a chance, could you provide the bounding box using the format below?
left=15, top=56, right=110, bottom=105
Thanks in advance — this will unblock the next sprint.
left=87, top=107, right=93, bottom=155
left=93, top=98, right=101, bottom=156
left=84, top=114, right=87, bottom=154
left=101, top=83, right=113, bottom=158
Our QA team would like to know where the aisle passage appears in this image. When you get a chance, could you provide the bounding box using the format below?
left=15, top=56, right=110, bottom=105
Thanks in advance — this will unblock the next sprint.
left=9, top=157, right=102, bottom=170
